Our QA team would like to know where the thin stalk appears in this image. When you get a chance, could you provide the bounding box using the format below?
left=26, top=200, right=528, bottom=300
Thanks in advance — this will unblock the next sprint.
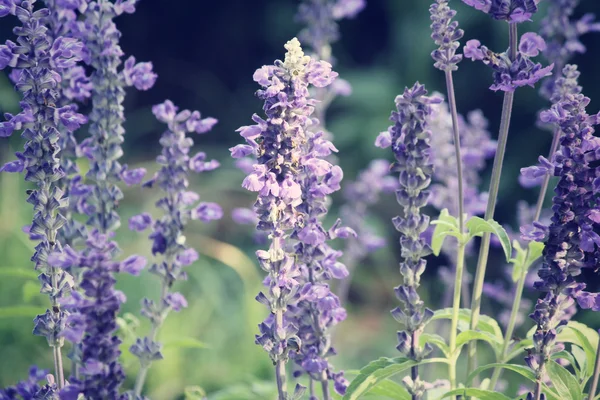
left=448, top=243, right=467, bottom=396
left=53, top=346, right=60, bottom=388
left=488, top=128, right=561, bottom=390
left=310, top=378, right=315, bottom=398
left=275, top=309, right=288, bottom=400
left=321, top=371, right=331, bottom=400
left=588, top=333, right=600, bottom=400
left=411, top=331, right=420, bottom=400
left=467, top=22, right=518, bottom=375
left=444, top=68, right=467, bottom=398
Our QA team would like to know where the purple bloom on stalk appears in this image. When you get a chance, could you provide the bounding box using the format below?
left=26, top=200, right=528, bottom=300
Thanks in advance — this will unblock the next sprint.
left=237, top=37, right=342, bottom=393
left=379, top=83, right=439, bottom=397
left=463, top=33, right=553, bottom=92
left=430, top=0, right=464, bottom=72
left=461, top=0, right=539, bottom=23
left=0, top=366, right=49, bottom=399
left=127, top=101, right=221, bottom=396
left=526, top=65, right=600, bottom=384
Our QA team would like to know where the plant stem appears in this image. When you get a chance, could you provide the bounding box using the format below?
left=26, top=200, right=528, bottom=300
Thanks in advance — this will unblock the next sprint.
left=589, top=333, right=600, bottom=400
left=449, top=243, right=466, bottom=396
left=444, top=68, right=466, bottom=399
left=321, top=371, right=331, bottom=400
left=488, top=128, right=561, bottom=390
left=411, top=331, right=420, bottom=400
left=275, top=308, right=288, bottom=400
left=467, top=22, right=518, bottom=375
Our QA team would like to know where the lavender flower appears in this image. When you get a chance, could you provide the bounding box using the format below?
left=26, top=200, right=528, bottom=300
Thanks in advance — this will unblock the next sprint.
left=290, top=130, right=355, bottom=395
left=50, top=0, right=156, bottom=397
left=430, top=0, right=463, bottom=72
left=235, top=37, right=337, bottom=398
left=375, top=83, right=439, bottom=398
left=526, top=65, right=600, bottom=393
left=464, top=32, right=553, bottom=92
left=538, top=0, right=600, bottom=100
left=0, top=367, right=48, bottom=400
left=0, top=0, right=88, bottom=388
left=128, top=100, right=221, bottom=396
left=461, top=0, right=539, bottom=23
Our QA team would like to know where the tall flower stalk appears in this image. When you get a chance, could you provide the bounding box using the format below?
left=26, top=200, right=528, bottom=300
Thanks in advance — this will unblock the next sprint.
left=429, top=1, right=465, bottom=393
left=53, top=0, right=156, bottom=398
left=234, top=37, right=337, bottom=400
left=128, top=100, right=222, bottom=396
left=376, top=83, right=439, bottom=400
left=0, top=0, right=87, bottom=390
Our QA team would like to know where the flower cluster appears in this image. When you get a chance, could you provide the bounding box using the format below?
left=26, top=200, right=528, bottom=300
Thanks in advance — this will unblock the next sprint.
left=526, top=64, right=600, bottom=383
left=0, top=367, right=48, bottom=400
left=0, top=1, right=87, bottom=382
left=461, top=0, right=539, bottom=23
left=376, top=83, right=439, bottom=397
left=538, top=0, right=600, bottom=100
left=234, top=37, right=338, bottom=395
left=128, top=100, right=221, bottom=395
left=430, top=0, right=464, bottom=72
left=464, top=32, right=553, bottom=92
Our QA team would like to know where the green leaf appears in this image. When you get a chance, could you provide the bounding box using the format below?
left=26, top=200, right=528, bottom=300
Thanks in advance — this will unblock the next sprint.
left=510, top=240, right=526, bottom=282
left=430, top=308, right=503, bottom=340
left=431, top=209, right=461, bottom=256
left=546, top=360, right=583, bottom=400
left=343, top=357, right=448, bottom=400
left=552, top=350, right=579, bottom=378
left=420, top=333, right=449, bottom=357
left=455, top=330, right=503, bottom=357
left=185, top=386, right=207, bottom=400
left=557, top=321, right=599, bottom=380
left=163, top=337, right=210, bottom=350
left=440, top=388, right=511, bottom=400
left=0, top=306, right=42, bottom=318
left=570, top=345, right=587, bottom=382
left=0, top=268, right=39, bottom=280
left=466, top=216, right=512, bottom=261
left=465, top=363, right=561, bottom=400
left=344, top=370, right=411, bottom=399
left=525, top=241, right=545, bottom=267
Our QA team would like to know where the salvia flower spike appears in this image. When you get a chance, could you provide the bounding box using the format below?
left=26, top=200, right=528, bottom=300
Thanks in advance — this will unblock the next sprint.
left=128, top=100, right=221, bottom=396
left=0, top=0, right=88, bottom=390
left=234, top=37, right=337, bottom=399
left=376, top=83, right=440, bottom=398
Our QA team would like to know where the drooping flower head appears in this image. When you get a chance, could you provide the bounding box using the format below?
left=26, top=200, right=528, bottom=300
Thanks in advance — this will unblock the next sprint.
left=461, top=0, right=539, bottom=23
left=525, top=65, right=600, bottom=386
left=127, top=101, right=221, bottom=392
left=464, top=32, right=553, bottom=92
left=234, top=37, right=337, bottom=388
left=375, top=83, right=440, bottom=397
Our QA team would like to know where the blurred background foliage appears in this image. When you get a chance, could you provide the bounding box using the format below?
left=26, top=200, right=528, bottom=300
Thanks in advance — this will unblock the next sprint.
left=1, top=0, right=600, bottom=399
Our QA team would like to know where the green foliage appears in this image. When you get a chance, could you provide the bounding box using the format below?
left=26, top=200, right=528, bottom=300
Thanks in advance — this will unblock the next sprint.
left=465, top=216, right=512, bottom=262
left=546, top=360, right=583, bottom=400
left=440, top=388, right=511, bottom=400
left=509, top=240, right=544, bottom=282
left=431, top=209, right=464, bottom=256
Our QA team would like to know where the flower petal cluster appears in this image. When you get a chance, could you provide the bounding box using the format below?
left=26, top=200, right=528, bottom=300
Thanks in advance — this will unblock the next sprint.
left=526, top=65, right=600, bottom=381
left=235, top=37, right=337, bottom=375
left=128, top=101, right=220, bottom=378
left=538, top=0, right=600, bottom=100
left=461, top=0, right=539, bottom=23
left=290, top=130, right=355, bottom=394
left=0, top=0, right=87, bottom=352
left=296, top=0, right=365, bottom=60
left=464, top=32, right=553, bottom=92
left=376, top=83, right=439, bottom=396
left=430, top=0, right=464, bottom=72
left=0, top=366, right=48, bottom=399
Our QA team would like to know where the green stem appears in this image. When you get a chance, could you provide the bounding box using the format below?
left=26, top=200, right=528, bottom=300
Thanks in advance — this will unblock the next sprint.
left=321, top=372, right=331, bottom=400
left=467, top=22, right=518, bottom=375
left=588, top=333, right=600, bottom=400
left=275, top=308, right=288, bottom=400
left=489, top=128, right=561, bottom=390
left=449, top=243, right=467, bottom=396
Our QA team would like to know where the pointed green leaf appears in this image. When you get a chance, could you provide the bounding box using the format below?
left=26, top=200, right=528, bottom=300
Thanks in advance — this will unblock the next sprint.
left=420, top=333, right=449, bottom=357
left=430, top=308, right=503, bottom=340
left=440, top=388, right=511, bottom=400
left=343, top=357, right=448, bottom=400
left=466, top=216, right=512, bottom=261
left=556, top=321, right=598, bottom=381
left=455, top=330, right=503, bottom=356
left=510, top=240, right=526, bottom=282
left=524, top=241, right=545, bottom=268
left=570, top=345, right=587, bottom=382
left=546, top=360, right=583, bottom=400
left=431, top=209, right=461, bottom=256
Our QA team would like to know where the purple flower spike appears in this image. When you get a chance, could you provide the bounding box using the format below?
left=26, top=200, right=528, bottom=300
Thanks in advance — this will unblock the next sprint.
left=129, top=213, right=153, bottom=232
left=462, top=0, right=539, bottom=23
left=430, top=0, right=464, bottom=72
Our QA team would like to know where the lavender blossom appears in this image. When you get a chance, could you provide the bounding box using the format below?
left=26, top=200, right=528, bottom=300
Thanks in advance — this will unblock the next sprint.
left=128, top=100, right=221, bottom=396
left=464, top=32, right=553, bottom=92
left=430, top=0, right=463, bottom=72
left=375, top=83, right=439, bottom=398
left=235, top=37, right=337, bottom=398
left=526, top=65, right=600, bottom=395
left=461, top=0, right=539, bottom=23
left=291, top=130, right=355, bottom=395
left=0, top=0, right=88, bottom=388
left=0, top=367, right=48, bottom=400
left=538, top=0, right=600, bottom=100
left=51, top=0, right=156, bottom=397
